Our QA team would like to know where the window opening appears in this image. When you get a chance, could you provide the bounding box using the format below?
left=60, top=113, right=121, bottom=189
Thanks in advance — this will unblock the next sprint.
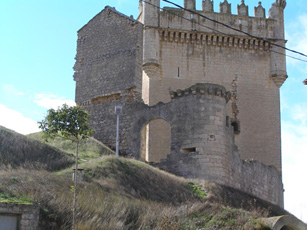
left=182, top=147, right=196, bottom=153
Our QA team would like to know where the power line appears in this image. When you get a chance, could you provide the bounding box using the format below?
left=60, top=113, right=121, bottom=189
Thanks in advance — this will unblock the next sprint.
left=144, top=0, right=229, bottom=35
left=161, top=0, right=307, bottom=59
left=271, top=50, right=307, bottom=63
left=142, top=0, right=307, bottom=63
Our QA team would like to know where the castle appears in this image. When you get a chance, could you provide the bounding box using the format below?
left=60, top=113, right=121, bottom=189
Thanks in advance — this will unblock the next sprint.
left=73, top=0, right=287, bottom=207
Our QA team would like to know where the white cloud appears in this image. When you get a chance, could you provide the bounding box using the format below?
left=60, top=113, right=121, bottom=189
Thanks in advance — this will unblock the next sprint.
left=0, top=104, right=40, bottom=135
left=34, top=94, right=75, bottom=110
left=282, top=104, right=307, bottom=222
left=1, top=84, right=24, bottom=96
left=291, top=103, right=307, bottom=125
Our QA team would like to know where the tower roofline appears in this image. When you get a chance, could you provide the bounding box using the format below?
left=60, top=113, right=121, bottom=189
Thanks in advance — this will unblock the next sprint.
left=78, top=6, right=141, bottom=33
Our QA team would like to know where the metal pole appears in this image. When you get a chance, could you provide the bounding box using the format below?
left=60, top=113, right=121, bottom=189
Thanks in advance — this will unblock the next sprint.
left=116, top=113, right=120, bottom=157
left=114, top=105, right=122, bottom=157
left=72, top=140, right=79, bottom=230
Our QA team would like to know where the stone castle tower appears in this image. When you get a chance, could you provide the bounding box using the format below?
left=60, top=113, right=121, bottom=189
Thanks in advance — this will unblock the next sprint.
left=73, top=0, right=287, bottom=207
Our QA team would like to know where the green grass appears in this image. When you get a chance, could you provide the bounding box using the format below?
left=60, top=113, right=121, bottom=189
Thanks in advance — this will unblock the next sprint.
left=0, top=193, right=32, bottom=205
left=27, top=131, right=114, bottom=161
left=188, top=182, right=207, bottom=201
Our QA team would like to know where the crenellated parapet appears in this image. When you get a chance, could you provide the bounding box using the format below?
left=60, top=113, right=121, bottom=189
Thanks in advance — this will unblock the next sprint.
left=202, top=0, right=213, bottom=12
left=157, top=0, right=287, bottom=40
left=169, top=83, right=231, bottom=102
left=254, top=2, right=266, bottom=18
left=220, top=0, right=231, bottom=14
left=237, top=0, right=248, bottom=16
left=179, top=0, right=275, bottom=18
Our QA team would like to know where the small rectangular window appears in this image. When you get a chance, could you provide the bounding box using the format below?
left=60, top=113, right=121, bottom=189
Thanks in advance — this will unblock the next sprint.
left=182, top=147, right=196, bottom=153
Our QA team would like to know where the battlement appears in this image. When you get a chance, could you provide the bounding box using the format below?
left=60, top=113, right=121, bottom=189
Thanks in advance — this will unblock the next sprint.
left=161, top=0, right=286, bottom=18
left=169, top=83, right=231, bottom=102
left=197, top=0, right=267, bottom=17
left=138, top=0, right=287, bottom=40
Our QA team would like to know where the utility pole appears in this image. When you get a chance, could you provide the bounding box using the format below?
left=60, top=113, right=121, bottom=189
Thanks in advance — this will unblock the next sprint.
left=115, top=105, right=122, bottom=157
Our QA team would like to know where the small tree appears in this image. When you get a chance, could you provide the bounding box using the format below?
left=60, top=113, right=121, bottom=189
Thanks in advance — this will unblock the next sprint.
left=38, top=104, right=93, bottom=230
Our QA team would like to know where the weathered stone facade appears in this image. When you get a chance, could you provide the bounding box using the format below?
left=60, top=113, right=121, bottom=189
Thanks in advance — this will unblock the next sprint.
left=74, top=7, right=143, bottom=105
left=73, top=0, right=287, bottom=207
left=0, top=203, right=39, bottom=230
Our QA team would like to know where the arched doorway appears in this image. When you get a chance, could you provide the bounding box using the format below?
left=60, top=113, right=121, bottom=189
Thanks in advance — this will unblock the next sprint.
left=140, top=118, right=171, bottom=163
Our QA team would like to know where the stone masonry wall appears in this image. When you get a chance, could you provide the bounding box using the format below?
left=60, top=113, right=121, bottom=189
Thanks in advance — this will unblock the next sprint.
left=74, top=2, right=285, bottom=208
left=74, top=6, right=143, bottom=105
left=153, top=38, right=282, bottom=174
left=140, top=0, right=286, bottom=173
left=159, top=148, right=284, bottom=207
left=0, top=203, right=39, bottom=230
left=84, top=83, right=283, bottom=206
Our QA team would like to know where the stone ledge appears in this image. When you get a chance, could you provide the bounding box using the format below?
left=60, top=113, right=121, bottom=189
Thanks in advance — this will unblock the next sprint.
left=159, top=29, right=272, bottom=51
left=169, top=83, right=231, bottom=102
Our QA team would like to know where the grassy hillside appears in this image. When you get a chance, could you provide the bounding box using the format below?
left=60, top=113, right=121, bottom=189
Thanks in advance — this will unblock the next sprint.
left=27, top=131, right=114, bottom=161
left=0, top=156, right=287, bottom=230
left=0, top=126, right=288, bottom=229
left=0, top=126, right=74, bottom=170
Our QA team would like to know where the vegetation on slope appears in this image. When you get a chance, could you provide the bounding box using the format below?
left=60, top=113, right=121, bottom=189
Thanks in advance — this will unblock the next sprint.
left=0, top=126, right=74, bottom=170
left=0, top=156, right=287, bottom=229
left=28, top=131, right=114, bottom=161
left=0, top=126, right=288, bottom=229
left=0, top=157, right=197, bottom=229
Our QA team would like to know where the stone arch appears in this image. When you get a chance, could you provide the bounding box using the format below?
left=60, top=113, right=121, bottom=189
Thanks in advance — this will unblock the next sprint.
left=140, top=118, right=171, bottom=163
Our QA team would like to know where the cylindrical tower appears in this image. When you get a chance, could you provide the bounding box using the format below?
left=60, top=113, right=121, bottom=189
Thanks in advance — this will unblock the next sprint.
left=269, top=0, right=287, bottom=88
left=167, top=84, right=234, bottom=184
left=142, top=0, right=161, bottom=105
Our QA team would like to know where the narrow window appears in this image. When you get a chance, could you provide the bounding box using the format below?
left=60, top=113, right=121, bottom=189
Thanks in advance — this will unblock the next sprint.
left=182, top=147, right=196, bottom=153
left=226, top=116, right=230, bottom=127
left=231, top=121, right=240, bottom=134
left=178, top=67, right=180, bottom=77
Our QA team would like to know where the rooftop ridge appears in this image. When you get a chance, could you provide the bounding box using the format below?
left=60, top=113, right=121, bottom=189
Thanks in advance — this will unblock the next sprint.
left=78, top=6, right=140, bottom=33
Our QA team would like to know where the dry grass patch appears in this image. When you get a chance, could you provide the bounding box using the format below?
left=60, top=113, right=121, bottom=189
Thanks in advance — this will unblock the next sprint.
left=0, top=126, right=74, bottom=170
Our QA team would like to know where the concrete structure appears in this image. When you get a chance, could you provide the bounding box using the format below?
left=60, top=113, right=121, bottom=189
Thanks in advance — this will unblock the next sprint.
left=0, top=203, right=39, bottom=230
left=73, top=0, right=287, bottom=208
left=259, top=215, right=307, bottom=230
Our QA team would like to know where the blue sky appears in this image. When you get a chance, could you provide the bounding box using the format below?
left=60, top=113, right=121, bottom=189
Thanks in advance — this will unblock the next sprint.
left=0, top=0, right=306, bottom=222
